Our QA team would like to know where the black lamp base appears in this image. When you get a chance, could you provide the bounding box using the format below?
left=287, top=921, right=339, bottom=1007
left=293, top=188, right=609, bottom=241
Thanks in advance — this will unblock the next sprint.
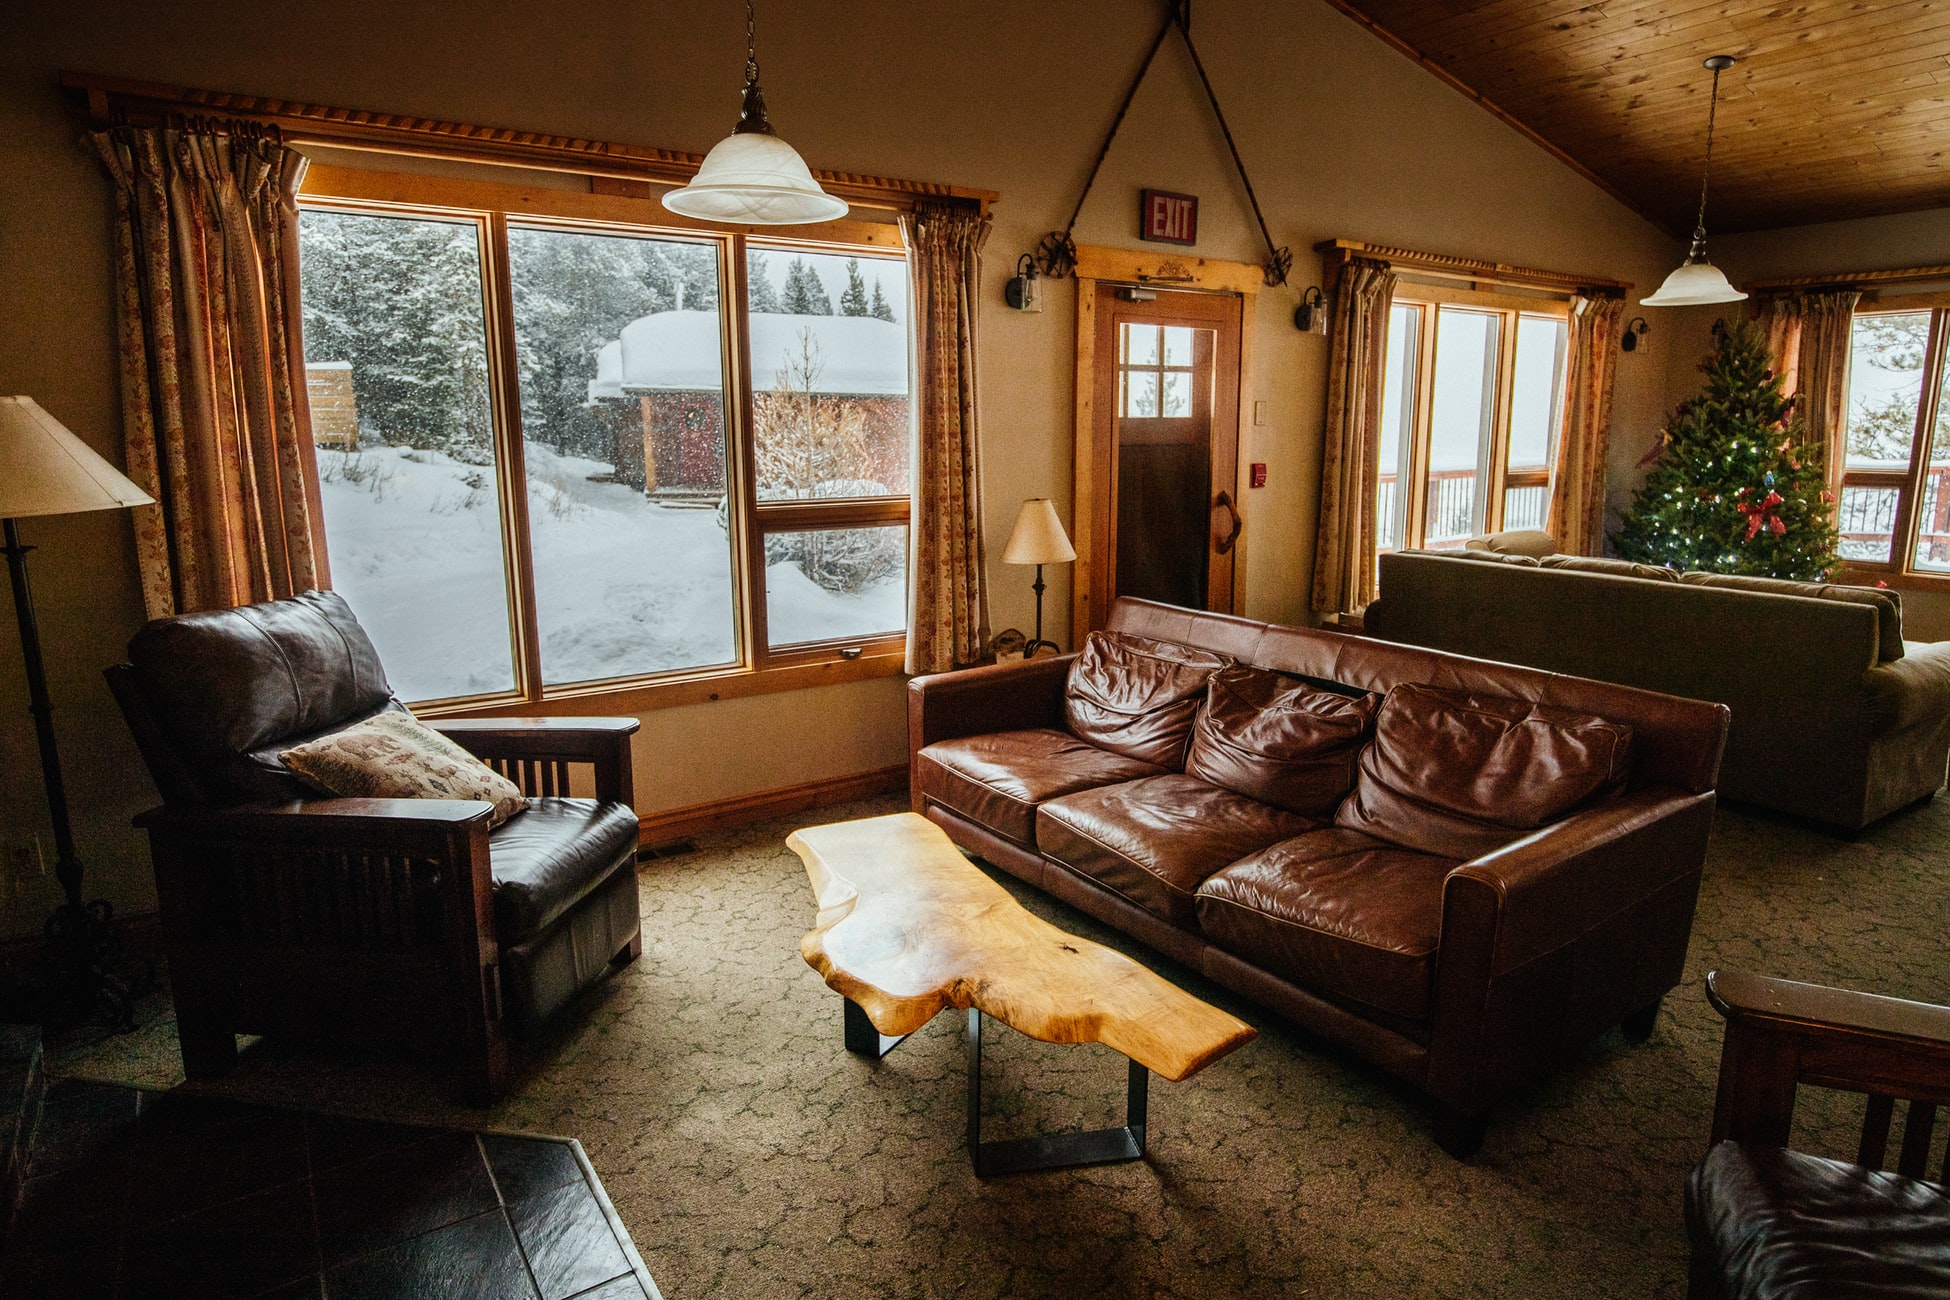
left=38, top=899, right=148, bottom=1032
left=1025, top=563, right=1061, bottom=658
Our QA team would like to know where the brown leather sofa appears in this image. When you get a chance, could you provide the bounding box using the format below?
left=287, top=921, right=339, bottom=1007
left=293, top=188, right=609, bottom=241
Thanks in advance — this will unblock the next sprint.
left=1687, top=969, right=1950, bottom=1298
left=910, top=597, right=1729, bottom=1156
left=1367, top=548, right=1950, bottom=830
left=106, top=590, right=643, bottom=1098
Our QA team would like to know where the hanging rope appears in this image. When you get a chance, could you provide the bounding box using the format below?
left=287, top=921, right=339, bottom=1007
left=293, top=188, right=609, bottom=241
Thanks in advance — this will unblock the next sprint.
left=1034, top=1, right=1291, bottom=287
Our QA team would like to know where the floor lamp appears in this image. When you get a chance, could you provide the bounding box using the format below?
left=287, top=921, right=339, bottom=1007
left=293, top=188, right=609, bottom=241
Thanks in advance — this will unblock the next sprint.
left=0, top=397, right=154, bottom=1028
left=1001, top=499, right=1076, bottom=658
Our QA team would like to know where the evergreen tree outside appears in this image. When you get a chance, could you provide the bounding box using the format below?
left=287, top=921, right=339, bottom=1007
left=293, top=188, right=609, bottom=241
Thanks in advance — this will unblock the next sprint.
left=869, top=281, right=895, bottom=322
left=781, top=257, right=834, bottom=314
left=838, top=259, right=871, bottom=316
left=747, top=250, right=784, bottom=313
left=1614, top=319, right=1840, bottom=580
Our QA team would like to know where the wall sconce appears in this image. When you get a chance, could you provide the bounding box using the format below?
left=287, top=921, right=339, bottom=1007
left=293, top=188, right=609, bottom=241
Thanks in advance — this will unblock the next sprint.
left=1621, top=317, right=1650, bottom=352
left=1004, top=254, right=1044, bottom=313
left=1293, top=286, right=1326, bottom=335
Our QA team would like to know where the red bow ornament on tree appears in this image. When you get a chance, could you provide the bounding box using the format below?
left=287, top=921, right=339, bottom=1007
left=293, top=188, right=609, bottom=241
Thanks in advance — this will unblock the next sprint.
left=1735, top=487, right=1787, bottom=540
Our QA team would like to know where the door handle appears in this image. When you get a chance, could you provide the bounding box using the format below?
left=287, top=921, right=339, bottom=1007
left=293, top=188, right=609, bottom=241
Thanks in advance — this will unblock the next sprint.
left=1213, top=490, right=1243, bottom=555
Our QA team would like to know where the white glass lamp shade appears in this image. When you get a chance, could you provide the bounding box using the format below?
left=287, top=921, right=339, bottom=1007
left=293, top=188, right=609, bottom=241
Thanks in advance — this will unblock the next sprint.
left=1641, top=258, right=1749, bottom=307
left=1002, top=499, right=1076, bottom=566
left=0, top=396, right=153, bottom=520
left=662, top=131, right=849, bottom=226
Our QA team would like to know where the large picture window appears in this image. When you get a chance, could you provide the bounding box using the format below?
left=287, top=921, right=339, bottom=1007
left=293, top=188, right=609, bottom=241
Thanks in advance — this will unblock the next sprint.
left=1836, top=302, right=1950, bottom=576
left=296, top=180, right=912, bottom=708
left=1375, top=290, right=1569, bottom=559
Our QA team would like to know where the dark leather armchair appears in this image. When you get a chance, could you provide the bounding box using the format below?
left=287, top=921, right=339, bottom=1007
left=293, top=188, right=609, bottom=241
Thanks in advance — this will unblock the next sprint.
left=1687, top=969, right=1950, bottom=1298
left=105, top=590, right=643, bottom=1100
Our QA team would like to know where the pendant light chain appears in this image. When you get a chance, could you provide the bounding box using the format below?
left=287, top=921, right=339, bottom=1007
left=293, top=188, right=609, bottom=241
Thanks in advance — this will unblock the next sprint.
left=1691, top=59, right=1725, bottom=250
left=745, top=0, right=759, bottom=89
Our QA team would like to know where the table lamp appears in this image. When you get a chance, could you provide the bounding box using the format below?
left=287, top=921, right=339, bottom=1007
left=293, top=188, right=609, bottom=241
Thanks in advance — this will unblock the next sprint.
left=0, top=396, right=154, bottom=1026
left=1001, top=498, right=1076, bottom=658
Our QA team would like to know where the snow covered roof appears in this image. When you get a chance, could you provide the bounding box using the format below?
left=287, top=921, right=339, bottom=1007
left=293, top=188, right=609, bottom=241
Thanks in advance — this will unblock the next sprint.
left=591, top=310, right=908, bottom=401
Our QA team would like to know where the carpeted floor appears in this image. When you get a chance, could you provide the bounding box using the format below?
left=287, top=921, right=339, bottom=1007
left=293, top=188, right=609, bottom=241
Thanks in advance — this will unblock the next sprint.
left=52, top=793, right=1950, bottom=1299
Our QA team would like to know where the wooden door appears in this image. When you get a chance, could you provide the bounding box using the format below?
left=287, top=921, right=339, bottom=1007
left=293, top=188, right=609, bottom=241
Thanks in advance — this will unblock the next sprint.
left=1079, top=288, right=1244, bottom=631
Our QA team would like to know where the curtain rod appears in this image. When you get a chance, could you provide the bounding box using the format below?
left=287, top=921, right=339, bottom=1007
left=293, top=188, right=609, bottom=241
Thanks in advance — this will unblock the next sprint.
left=1316, top=238, right=1630, bottom=296
left=60, top=71, right=996, bottom=217
left=1746, top=264, right=1950, bottom=294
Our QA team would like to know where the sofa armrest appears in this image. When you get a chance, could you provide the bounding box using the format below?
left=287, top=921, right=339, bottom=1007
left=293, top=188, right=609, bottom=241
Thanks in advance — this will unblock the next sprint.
left=1703, top=969, right=1950, bottom=1151
left=1862, top=641, right=1950, bottom=733
left=428, top=717, right=639, bottom=804
left=908, top=654, right=1077, bottom=752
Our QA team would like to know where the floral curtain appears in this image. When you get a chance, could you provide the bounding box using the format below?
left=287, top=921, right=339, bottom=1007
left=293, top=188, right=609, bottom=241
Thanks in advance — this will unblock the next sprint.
left=1310, top=257, right=1397, bottom=614
left=91, top=121, right=325, bottom=621
left=900, top=205, right=992, bottom=674
left=1760, top=289, right=1861, bottom=494
left=1545, top=291, right=1626, bottom=555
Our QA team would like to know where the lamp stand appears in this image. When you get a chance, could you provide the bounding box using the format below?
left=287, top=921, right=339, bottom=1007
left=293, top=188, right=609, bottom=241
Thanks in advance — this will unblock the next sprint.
left=3, top=517, right=141, bottom=1030
left=1026, top=563, right=1059, bottom=659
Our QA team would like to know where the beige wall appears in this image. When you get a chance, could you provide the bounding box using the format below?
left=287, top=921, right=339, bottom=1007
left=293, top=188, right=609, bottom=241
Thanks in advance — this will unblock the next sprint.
left=1, top=0, right=1685, bottom=937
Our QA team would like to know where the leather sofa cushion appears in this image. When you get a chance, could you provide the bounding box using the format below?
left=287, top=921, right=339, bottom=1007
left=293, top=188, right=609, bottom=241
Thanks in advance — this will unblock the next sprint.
left=1038, top=774, right=1316, bottom=928
left=1539, top=554, right=1680, bottom=582
left=1677, top=570, right=1905, bottom=661
left=1196, top=829, right=1459, bottom=1022
left=1064, top=630, right=1230, bottom=768
left=1185, top=665, right=1378, bottom=816
left=490, top=797, right=641, bottom=942
left=127, top=589, right=394, bottom=764
left=1336, top=683, right=1634, bottom=860
left=1689, top=1140, right=1950, bottom=1299
left=915, top=729, right=1168, bottom=849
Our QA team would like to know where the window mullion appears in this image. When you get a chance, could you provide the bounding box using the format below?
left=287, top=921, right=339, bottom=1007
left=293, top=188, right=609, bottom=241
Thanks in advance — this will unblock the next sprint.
left=725, top=233, right=767, bottom=668
left=1483, top=309, right=1519, bottom=534
left=1894, top=309, right=1949, bottom=574
left=1404, top=305, right=1438, bottom=548
left=480, top=211, right=545, bottom=702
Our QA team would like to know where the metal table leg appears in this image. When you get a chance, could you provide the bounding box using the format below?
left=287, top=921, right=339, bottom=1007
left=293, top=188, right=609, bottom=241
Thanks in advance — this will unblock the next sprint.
left=842, top=997, right=909, bottom=1059
left=965, top=1008, right=1149, bottom=1177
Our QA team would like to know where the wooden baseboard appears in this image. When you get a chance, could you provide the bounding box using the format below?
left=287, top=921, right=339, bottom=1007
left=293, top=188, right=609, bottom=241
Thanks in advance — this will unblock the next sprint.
left=637, top=765, right=907, bottom=846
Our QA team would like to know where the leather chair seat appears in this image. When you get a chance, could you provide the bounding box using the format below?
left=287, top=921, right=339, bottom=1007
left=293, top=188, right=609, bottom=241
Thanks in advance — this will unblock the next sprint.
left=1037, top=774, right=1317, bottom=929
left=490, top=798, right=641, bottom=943
left=1195, top=828, right=1459, bottom=1022
left=915, top=728, right=1167, bottom=849
left=1688, top=1140, right=1950, bottom=1299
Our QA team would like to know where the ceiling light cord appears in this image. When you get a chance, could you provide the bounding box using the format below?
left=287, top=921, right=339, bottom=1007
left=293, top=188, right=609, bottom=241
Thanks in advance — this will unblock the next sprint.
left=1690, top=58, right=1729, bottom=259
left=745, top=0, right=759, bottom=88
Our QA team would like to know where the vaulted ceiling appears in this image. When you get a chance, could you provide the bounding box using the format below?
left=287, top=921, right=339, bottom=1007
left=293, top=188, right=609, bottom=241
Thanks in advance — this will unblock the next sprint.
left=1324, top=0, right=1950, bottom=235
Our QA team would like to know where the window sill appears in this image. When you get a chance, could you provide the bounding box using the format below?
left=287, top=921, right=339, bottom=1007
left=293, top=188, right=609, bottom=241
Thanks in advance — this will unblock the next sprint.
left=1835, top=563, right=1950, bottom=595
left=416, top=647, right=907, bottom=720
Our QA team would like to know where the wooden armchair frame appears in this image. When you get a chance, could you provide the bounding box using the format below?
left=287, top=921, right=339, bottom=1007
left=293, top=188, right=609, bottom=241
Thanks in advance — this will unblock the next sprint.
left=1690, top=968, right=1950, bottom=1297
left=131, top=712, right=639, bottom=1102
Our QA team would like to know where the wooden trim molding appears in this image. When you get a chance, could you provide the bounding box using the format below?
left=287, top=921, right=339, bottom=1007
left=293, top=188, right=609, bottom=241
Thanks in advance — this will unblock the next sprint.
left=1072, top=245, right=1265, bottom=296
left=1316, top=238, right=1629, bottom=297
left=638, top=764, right=906, bottom=846
left=60, top=71, right=996, bottom=215
left=1749, top=264, right=1950, bottom=295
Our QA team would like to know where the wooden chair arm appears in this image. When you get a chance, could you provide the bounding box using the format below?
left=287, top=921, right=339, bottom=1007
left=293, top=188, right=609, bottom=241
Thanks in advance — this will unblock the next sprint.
left=1704, top=969, right=1950, bottom=1150
left=135, top=797, right=494, bottom=849
left=427, top=717, right=638, bottom=804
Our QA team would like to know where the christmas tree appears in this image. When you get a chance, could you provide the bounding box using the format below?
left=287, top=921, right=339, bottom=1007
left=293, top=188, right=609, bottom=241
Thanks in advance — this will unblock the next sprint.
left=1613, top=318, right=1840, bottom=580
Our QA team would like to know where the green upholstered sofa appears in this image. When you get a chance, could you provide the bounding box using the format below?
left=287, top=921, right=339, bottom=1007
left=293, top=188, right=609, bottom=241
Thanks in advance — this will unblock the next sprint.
left=1366, top=550, right=1950, bottom=831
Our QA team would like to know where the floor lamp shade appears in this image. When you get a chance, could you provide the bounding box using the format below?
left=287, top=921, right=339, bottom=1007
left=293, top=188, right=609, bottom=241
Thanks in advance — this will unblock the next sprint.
left=1002, top=499, right=1076, bottom=566
left=0, top=396, right=153, bottom=519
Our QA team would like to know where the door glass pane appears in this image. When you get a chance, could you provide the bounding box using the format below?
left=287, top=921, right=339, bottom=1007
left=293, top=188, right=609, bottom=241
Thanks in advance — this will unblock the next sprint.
left=507, top=225, right=736, bottom=686
left=1376, top=304, right=1420, bottom=554
left=1124, top=325, right=1160, bottom=366
left=1162, top=326, right=1194, bottom=366
left=1426, top=308, right=1499, bottom=548
left=1160, top=372, right=1192, bottom=417
left=1845, top=312, right=1929, bottom=471
left=1124, top=371, right=1159, bottom=418
left=764, top=526, right=908, bottom=647
left=748, top=247, right=910, bottom=501
left=1506, top=314, right=1567, bottom=533
left=1114, top=322, right=1216, bottom=609
left=298, top=209, right=515, bottom=703
left=1912, top=327, right=1950, bottom=572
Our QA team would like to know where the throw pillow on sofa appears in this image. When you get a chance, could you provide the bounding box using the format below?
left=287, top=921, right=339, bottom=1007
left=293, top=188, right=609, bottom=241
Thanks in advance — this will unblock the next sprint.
left=1065, top=630, right=1230, bottom=768
left=1185, top=665, right=1379, bottom=816
left=280, top=710, right=528, bottom=827
left=1335, top=683, right=1634, bottom=859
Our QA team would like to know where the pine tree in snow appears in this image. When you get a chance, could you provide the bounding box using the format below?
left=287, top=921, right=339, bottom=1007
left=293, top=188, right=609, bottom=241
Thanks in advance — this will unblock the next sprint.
left=747, top=250, right=784, bottom=313
left=839, top=259, right=871, bottom=316
left=781, top=258, right=834, bottom=314
left=869, top=281, right=895, bottom=322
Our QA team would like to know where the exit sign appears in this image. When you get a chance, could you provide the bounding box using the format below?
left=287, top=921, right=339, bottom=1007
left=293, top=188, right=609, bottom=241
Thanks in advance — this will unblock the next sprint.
left=1140, top=189, right=1198, bottom=246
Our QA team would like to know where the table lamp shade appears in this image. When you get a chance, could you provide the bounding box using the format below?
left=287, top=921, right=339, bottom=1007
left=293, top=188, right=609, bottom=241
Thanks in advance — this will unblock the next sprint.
left=1002, top=498, right=1076, bottom=566
left=0, top=396, right=153, bottom=520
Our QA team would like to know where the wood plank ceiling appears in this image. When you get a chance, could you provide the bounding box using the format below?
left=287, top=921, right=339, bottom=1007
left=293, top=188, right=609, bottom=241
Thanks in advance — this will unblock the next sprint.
left=1325, top=0, right=1950, bottom=234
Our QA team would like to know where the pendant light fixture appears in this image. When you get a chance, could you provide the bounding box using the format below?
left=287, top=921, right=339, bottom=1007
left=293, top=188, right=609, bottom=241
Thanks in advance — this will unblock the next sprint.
left=662, top=0, right=848, bottom=226
left=1642, top=55, right=1748, bottom=307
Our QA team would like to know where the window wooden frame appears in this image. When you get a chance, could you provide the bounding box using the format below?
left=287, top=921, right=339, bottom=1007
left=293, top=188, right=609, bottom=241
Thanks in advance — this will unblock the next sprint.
left=298, top=164, right=915, bottom=717
left=1380, top=282, right=1571, bottom=553
left=1836, top=293, right=1950, bottom=591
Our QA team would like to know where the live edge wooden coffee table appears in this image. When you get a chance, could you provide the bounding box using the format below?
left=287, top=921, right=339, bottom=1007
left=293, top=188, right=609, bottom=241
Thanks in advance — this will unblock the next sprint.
left=789, top=812, right=1255, bottom=1177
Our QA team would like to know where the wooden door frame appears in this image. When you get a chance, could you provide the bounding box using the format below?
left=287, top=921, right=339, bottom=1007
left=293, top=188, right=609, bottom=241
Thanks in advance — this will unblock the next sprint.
left=1071, top=246, right=1258, bottom=638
